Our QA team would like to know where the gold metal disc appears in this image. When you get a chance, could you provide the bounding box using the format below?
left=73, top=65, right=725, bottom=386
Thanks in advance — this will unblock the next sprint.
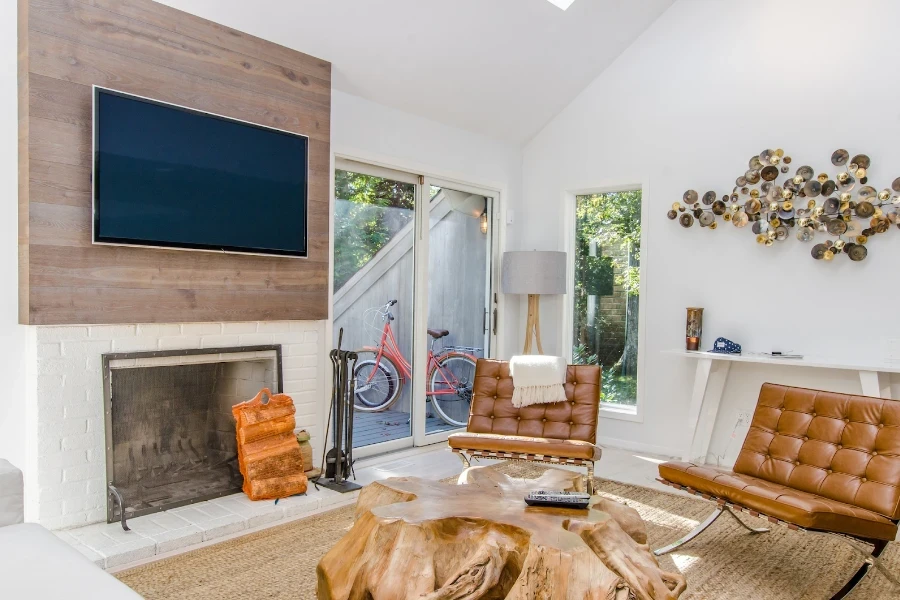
left=831, top=149, right=849, bottom=166
left=851, top=154, right=871, bottom=169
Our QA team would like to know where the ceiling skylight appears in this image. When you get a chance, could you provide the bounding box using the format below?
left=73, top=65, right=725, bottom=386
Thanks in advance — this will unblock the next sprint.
left=546, top=0, right=576, bottom=10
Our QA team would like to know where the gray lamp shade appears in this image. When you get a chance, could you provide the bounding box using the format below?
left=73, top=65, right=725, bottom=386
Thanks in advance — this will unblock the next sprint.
left=501, top=251, right=567, bottom=295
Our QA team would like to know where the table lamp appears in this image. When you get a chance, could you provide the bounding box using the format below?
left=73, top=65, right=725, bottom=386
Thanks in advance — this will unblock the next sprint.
left=501, top=251, right=567, bottom=354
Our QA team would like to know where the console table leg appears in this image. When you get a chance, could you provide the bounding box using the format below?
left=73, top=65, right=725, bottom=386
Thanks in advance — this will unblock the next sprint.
left=859, top=370, right=892, bottom=399
left=684, top=359, right=730, bottom=464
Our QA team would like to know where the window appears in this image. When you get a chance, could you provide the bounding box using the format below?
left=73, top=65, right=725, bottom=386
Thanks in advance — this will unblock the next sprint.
left=333, top=168, right=415, bottom=291
left=572, top=190, right=641, bottom=407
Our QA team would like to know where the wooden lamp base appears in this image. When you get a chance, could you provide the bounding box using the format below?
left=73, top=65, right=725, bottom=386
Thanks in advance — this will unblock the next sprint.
left=523, top=293, right=543, bottom=354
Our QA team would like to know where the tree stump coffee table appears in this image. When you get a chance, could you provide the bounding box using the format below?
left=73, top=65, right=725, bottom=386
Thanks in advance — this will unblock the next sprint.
left=317, top=466, right=686, bottom=600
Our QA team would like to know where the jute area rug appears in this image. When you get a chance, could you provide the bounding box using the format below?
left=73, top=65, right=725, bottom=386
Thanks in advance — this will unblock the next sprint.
left=116, top=462, right=899, bottom=599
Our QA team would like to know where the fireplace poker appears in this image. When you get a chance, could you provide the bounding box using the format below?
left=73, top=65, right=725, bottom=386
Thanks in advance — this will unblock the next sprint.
left=317, top=328, right=361, bottom=493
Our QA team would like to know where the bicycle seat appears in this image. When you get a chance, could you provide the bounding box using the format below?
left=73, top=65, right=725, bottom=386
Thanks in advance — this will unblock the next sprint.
left=427, top=328, right=450, bottom=339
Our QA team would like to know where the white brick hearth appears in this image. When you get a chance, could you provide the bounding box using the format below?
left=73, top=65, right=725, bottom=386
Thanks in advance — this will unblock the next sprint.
left=49, top=445, right=679, bottom=571
left=54, top=485, right=353, bottom=569
left=25, top=321, right=325, bottom=530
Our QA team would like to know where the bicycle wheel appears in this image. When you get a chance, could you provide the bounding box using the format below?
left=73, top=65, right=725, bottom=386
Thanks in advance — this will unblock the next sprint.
left=353, top=352, right=403, bottom=412
left=428, top=353, right=476, bottom=427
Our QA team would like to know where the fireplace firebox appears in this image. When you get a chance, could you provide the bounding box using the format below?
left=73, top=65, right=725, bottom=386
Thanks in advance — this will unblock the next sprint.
left=102, top=346, right=283, bottom=526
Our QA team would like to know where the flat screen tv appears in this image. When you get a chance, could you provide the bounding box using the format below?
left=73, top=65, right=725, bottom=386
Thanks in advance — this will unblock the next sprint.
left=92, top=86, right=309, bottom=258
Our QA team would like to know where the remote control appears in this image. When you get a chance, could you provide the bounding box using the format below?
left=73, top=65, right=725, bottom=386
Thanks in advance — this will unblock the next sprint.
left=524, top=490, right=591, bottom=509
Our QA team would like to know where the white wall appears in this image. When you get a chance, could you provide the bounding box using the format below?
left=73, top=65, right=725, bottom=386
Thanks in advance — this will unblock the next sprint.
left=331, top=90, right=523, bottom=359
left=0, top=1, right=27, bottom=469
left=519, top=0, right=900, bottom=458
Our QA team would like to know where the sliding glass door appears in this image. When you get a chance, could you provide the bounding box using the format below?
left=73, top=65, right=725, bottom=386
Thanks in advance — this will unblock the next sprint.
left=421, top=184, right=493, bottom=439
left=333, top=161, right=418, bottom=454
left=332, top=162, right=498, bottom=456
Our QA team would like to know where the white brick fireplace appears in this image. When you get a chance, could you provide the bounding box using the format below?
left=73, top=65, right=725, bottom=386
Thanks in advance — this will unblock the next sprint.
left=23, top=321, right=325, bottom=530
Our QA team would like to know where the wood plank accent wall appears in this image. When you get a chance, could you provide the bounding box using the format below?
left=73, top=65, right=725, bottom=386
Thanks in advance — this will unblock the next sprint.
left=18, top=0, right=331, bottom=325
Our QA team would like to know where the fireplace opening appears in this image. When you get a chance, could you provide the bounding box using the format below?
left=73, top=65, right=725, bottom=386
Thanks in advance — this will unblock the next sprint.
left=102, top=346, right=283, bottom=524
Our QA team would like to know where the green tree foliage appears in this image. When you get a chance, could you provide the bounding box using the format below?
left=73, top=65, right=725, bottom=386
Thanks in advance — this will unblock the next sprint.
left=573, top=191, right=642, bottom=353
left=333, top=170, right=415, bottom=290
left=573, top=191, right=642, bottom=405
left=575, top=191, right=641, bottom=296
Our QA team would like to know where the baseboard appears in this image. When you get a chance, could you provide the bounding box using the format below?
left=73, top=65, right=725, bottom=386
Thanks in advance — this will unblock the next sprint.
left=596, top=435, right=681, bottom=459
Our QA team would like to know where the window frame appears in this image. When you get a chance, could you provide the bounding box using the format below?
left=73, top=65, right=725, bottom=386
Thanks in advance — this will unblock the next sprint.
left=562, top=183, right=648, bottom=423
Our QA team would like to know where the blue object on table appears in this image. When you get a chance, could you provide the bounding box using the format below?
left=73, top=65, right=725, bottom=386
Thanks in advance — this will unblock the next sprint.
left=709, top=337, right=741, bottom=354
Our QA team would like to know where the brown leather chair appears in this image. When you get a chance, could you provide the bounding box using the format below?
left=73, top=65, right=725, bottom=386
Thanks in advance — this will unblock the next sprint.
left=656, top=383, right=900, bottom=599
left=448, top=358, right=602, bottom=493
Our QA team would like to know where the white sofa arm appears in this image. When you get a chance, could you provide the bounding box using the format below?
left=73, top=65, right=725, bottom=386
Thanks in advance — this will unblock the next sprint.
left=0, top=459, right=24, bottom=527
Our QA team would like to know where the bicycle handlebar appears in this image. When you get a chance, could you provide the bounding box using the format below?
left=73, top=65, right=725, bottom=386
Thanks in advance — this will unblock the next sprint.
left=374, top=299, right=397, bottom=322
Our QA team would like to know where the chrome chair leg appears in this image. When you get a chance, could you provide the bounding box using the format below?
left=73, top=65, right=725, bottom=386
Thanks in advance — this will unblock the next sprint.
left=869, top=553, right=900, bottom=589
left=723, top=505, right=771, bottom=534
left=654, top=505, right=768, bottom=556
left=455, top=451, right=471, bottom=469
left=802, top=533, right=899, bottom=598
left=585, top=463, right=595, bottom=495
left=836, top=538, right=898, bottom=589
left=826, top=539, right=896, bottom=600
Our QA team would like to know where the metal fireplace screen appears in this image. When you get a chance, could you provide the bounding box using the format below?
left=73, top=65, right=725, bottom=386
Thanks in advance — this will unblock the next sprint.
left=102, top=346, right=283, bottom=524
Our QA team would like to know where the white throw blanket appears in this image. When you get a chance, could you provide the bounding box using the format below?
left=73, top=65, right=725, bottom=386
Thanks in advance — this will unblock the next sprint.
left=509, top=355, right=567, bottom=408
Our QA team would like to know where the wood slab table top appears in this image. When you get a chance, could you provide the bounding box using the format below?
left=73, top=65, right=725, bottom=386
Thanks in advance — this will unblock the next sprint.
left=317, top=466, right=685, bottom=600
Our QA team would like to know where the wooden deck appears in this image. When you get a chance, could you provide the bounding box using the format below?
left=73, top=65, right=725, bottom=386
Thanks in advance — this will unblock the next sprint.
left=352, top=410, right=460, bottom=448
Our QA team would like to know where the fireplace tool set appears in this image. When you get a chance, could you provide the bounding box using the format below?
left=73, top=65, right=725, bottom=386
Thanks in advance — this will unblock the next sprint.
left=316, top=329, right=362, bottom=493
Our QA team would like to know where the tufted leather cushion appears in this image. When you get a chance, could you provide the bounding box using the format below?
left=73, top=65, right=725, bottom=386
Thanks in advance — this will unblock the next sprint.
left=659, top=462, right=898, bottom=541
left=659, top=383, right=900, bottom=541
left=447, top=432, right=601, bottom=461
left=464, top=358, right=600, bottom=441
left=448, top=359, right=601, bottom=461
left=735, top=383, right=900, bottom=520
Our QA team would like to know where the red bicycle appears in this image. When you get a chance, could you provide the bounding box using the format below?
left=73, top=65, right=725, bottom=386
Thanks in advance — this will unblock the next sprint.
left=353, top=299, right=480, bottom=427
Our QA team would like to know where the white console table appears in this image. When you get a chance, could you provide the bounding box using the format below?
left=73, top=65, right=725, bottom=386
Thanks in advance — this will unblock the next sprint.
left=667, top=349, right=900, bottom=464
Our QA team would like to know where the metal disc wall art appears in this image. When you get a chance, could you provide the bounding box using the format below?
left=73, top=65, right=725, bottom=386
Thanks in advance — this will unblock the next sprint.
left=668, top=149, right=900, bottom=261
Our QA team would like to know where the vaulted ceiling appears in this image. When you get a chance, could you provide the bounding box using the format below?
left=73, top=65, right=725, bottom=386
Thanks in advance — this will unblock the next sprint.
left=158, top=0, right=674, bottom=144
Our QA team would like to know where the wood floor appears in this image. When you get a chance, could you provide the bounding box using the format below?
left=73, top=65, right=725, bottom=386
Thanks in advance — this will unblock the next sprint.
left=352, top=410, right=458, bottom=448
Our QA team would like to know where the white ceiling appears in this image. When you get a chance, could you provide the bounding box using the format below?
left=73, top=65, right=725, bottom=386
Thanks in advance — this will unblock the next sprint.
left=157, top=0, right=674, bottom=144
